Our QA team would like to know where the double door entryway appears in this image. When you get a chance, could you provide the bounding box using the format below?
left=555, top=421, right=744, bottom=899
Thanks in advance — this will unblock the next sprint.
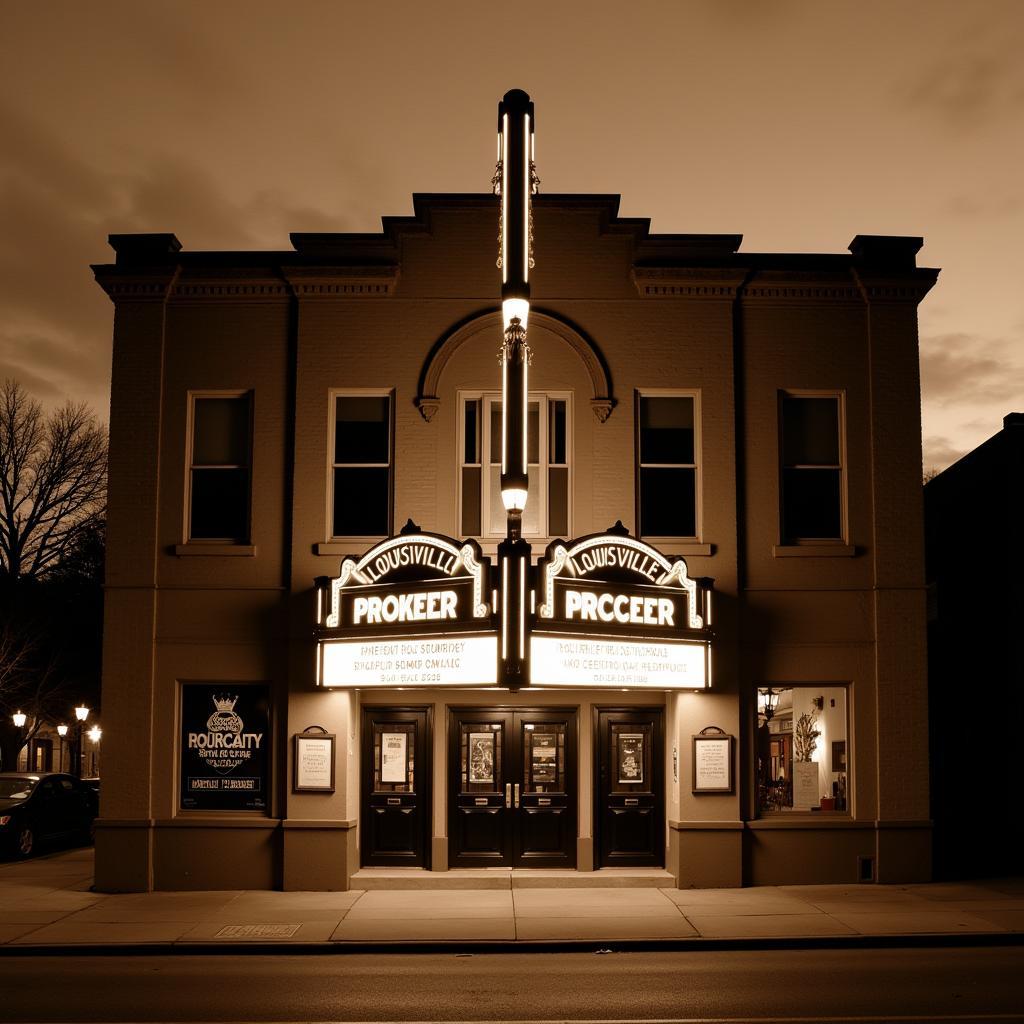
left=361, top=705, right=663, bottom=871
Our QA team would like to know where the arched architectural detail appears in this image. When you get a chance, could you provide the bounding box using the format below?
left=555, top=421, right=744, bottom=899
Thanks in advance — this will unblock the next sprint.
left=415, top=309, right=615, bottom=423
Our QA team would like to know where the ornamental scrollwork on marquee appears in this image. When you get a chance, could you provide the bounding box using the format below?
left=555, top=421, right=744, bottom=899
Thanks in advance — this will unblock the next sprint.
left=538, top=534, right=704, bottom=630
left=324, top=534, right=490, bottom=629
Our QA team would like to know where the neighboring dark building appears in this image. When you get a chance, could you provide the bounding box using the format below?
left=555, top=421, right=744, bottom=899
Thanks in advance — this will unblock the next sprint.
left=925, top=412, right=1024, bottom=879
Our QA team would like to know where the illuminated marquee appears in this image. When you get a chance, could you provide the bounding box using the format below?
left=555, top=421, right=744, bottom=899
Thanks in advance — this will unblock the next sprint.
left=531, top=528, right=713, bottom=689
left=316, top=528, right=496, bottom=688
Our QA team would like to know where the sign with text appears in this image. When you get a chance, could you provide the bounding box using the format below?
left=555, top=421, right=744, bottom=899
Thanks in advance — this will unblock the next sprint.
left=316, top=530, right=493, bottom=687
left=532, top=530, right=713, bottom=689
left=531, top=635, right=709, bottom=688
left=321, top=635, right=498, bottom=687
left=180, top=684, right=270, bottom=811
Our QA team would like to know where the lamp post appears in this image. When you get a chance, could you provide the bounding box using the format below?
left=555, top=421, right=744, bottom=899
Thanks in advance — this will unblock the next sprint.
left=11, top=711, right=27, bottom=772
left=494, top=88, right=537, bottom=692
left=57, top=724, right=69, bottom=773
left=74, top=705, right=89, bottom=779
left=87, top=725, right=102, bottom=777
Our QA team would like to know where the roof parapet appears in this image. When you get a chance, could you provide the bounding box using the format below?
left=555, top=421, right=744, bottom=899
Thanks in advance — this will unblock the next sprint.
left=848, top=235, right=923, bottom=269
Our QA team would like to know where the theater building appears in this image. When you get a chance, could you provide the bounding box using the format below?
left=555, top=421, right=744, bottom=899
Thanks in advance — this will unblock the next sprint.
left=92, top=185, right=937, bottom=891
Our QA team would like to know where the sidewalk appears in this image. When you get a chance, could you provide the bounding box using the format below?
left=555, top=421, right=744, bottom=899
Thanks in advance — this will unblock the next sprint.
left=2, top=848, right=1023, bottom=951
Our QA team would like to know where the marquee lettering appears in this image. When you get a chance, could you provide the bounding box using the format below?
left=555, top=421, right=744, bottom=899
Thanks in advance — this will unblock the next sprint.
left=568, top=544, right=662, bottom=582
left=352, top=589, right=458, bottom=625
left=564, top=589, right=675, bottom=627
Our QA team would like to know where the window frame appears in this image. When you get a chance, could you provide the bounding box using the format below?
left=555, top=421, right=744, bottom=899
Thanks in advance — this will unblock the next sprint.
left=754, top=682, right=851, bottom=818
left=457, top=389, right=572, bottom=542
left=327, top=388, right=395, bottom=543
left=634, top=388, right=702, bottom=543
left=185, top=389, right=253, bottom=545
left=778, top=389, right=848, bottom=545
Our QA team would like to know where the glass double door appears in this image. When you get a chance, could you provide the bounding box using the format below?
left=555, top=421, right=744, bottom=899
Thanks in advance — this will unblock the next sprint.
left=448, top=708, right=576, bottom=868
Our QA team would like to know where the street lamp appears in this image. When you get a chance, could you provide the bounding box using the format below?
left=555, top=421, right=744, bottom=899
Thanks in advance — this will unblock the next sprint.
left=11, top=711, right=27, bottom=771
left=57, top=724, right=69, bottom=773
left=74, top=705, right=89, bottom=779
left=87, top=725, right=101, bottom=776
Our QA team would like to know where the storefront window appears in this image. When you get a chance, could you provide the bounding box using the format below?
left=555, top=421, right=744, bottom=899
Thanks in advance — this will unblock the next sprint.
left=755, top=685, right=848, bottom=815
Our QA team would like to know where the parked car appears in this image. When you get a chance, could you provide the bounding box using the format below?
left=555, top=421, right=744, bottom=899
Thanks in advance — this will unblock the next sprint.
left=0, top=773, right=98, bottom=858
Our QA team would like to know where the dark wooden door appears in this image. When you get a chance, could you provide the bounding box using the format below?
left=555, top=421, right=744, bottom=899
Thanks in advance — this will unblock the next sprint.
left=449, top=708, right=576, bottom=868
left=361, top=707, right=431, bottom=868
left=595, top=707, right=664, bottom=867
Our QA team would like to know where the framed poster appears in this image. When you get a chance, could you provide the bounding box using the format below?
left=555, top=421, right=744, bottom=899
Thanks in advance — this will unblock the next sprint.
left=293, top=732, right=335, bottom=793
left=380, top=731, right=408, bottom=784
left=617, top=732, right=645, bottom=784
left=180, top=684, right=270, bottom=811
left=530, top=732, right=558, bottom=784
left=692, top=732, right=734, bottom=794
left=468, top=732, right=495, bottom=784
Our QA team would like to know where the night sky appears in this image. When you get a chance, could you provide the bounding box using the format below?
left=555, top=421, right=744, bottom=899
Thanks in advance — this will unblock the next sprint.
left=3, top=0, right=1022, bottom=471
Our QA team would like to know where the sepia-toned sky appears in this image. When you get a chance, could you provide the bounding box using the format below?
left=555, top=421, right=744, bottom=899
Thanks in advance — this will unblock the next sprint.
left=2, top=0, right=1022, bottom=471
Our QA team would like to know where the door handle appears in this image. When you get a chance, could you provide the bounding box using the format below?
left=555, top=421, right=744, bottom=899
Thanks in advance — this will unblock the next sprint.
left=514, top=783, right=520, bottom=808
left=505, top=783, right=512, bottom=808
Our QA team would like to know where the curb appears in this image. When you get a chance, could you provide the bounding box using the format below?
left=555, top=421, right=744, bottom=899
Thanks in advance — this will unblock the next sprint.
left=3, top=931, right=1023, bottom=957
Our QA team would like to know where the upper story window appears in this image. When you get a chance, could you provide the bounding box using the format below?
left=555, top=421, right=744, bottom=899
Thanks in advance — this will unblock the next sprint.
left=779, top=393, right=844, bottom=542
left=459, top=392, right=569, bottom=540
left=331, top=392, right=392, bottom=538
left=636, top=392, right=700, bottom=540
left=188, top=393, right=252, bottom=542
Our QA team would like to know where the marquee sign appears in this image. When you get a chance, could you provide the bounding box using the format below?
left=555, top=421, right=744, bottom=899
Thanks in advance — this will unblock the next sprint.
left=531, top=528, right=713, bottom=689
left=315, top=527, right=497, bottom=687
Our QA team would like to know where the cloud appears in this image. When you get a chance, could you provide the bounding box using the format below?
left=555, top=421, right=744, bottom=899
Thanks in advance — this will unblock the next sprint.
left=919, top=331, right=1024, bottom=407
left=898, top=12, right=1024, bottom=129
left=922, top=434, right=968, bottom=473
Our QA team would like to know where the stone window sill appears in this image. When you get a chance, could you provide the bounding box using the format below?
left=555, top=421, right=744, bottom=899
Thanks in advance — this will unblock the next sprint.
left=315, top=540, right=383, bottom=556
left=173, top=543, right=256, bottom=557
left=772, top=544, right=856, bottom=558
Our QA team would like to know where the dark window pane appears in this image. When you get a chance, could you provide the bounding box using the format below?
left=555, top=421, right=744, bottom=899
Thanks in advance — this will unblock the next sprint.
left=551, top=401, right=566, bottom=464
left=461, top=467, right=481, bottom=535
left=193, top=397, right=249, bottom=466
left=782, top=397, right=839, bottom=465
left=335, top=396, right=389, bottom=464
left=639, top=467, right=696, bottom=537
left=489, top=405, right=502, bottom=464
left=782, top=468, right=841, bottom=539
left=464, top=401, right=479, bottom=464
left=190, top=468, right=249, bottom=540
left=333, top=467, right=389, bottom=535
left=640, top=397, right=694, bottom=464
left=548, top=467, right=568, bottom=537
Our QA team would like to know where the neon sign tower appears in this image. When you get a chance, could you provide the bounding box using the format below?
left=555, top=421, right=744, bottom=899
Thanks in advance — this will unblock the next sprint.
left=494, top=89, right=537, bottom=690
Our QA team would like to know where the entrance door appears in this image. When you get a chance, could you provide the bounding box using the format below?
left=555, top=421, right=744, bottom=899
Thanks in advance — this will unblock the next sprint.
left=361, top=707, right=431, bottom=867
left=595, top=707, right=664, bottom=867
left=449, top=708, right=576, bottom=868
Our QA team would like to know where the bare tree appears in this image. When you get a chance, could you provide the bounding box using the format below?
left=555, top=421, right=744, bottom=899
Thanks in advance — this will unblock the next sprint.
left=0, top=379, right=107, bottom=580
left=0, top=380, right=106, bottom=769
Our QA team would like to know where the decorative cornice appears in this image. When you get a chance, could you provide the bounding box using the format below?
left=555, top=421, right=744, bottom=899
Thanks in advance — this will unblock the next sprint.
left=632, top=268, right=749, bottom=299
left=415, top=309, right=615, bottom=423
left=91, top=267, right=180, bottom=303
left=280, top=266, right=399, bottom=299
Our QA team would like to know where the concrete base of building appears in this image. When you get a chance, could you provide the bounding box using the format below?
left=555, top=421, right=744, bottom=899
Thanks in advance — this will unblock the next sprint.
left=93, top=818, right=933, bottom=892
left=669, top=820, right=744, bottom=888
left=282, top=819, right=357, bottom=891
left=94, top=820, right=153, bottom=892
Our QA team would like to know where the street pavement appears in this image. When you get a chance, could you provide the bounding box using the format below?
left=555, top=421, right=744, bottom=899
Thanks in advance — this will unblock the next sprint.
left=1, top=847, right=1023, bottom=951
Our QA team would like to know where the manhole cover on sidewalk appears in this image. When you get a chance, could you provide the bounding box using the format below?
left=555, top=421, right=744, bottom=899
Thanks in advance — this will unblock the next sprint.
left=214, top=924, right=302, bottom=938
